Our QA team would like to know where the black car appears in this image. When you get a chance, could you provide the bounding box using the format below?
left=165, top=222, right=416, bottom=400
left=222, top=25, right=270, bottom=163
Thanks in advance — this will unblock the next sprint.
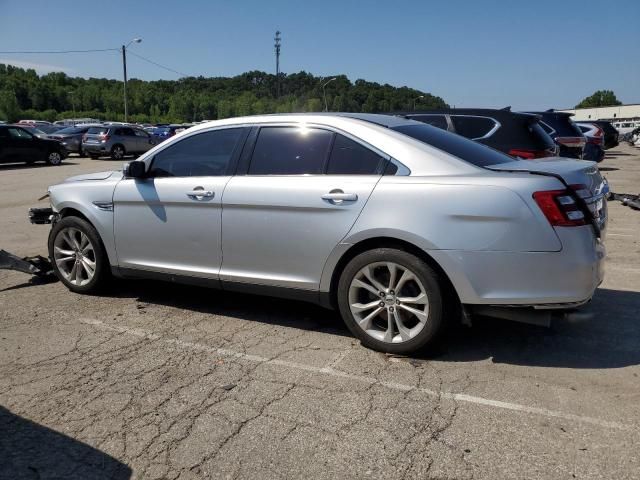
left=590, top=120, right=619, bottom=150
left=397, top=108, right=558, bottom=160
left=525, top=110, right=585, bottom=159
left=0, top=125, right=67, bottom=165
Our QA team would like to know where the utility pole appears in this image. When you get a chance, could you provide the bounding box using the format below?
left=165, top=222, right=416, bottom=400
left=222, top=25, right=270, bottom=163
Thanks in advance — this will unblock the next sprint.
left=322, top=78, right=337, bottom=112
left=68, top=91, right=76, bottom=117
left=122, top=45, right=128, bottom=122
left=274, top=31, right=281, bottom=97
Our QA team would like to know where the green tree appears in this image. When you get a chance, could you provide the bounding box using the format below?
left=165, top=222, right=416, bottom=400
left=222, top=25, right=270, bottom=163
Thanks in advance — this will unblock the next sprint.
left=575, top=90, right=622, bottom=108
left=0, top=89, right=20, bottom=122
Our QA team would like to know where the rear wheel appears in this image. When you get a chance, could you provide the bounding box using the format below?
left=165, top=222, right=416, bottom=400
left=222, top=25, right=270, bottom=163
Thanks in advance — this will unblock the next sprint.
left=48, top=216, right=109, bottom=293
left=46, top=150, right=62, bottom=166
left=110, top=144, right=125, bottom=160
left=337, top=248, right=444, bottom=354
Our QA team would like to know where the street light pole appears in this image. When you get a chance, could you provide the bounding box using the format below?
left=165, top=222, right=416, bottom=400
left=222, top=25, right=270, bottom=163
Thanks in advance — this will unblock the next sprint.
left=322, top=77, right=337, bottom=112
left=413, top=95, right=425, bottom=111
left=68, top=91, right=76, bottom=117
left=122, top=38, right=142, bottom=123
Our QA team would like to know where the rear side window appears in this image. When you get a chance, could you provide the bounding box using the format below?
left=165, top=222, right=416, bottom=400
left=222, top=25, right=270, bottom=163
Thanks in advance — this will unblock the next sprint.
left=529, top=123, right=557, bottom=149
left=149, top=128, right=243, bottom=177
left=408, top=114, right=448, bottom=130
left=248, top=127, right=333, bottom=175
left=392, top=124, right=513, bottom=167
left=327, top=134, right=384, bottom=175
left=450, top=116, right=496, bottom=139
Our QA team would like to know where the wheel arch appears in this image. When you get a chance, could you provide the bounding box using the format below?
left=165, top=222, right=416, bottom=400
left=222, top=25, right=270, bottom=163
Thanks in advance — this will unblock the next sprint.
left=324, top=235, right=461, bottom=312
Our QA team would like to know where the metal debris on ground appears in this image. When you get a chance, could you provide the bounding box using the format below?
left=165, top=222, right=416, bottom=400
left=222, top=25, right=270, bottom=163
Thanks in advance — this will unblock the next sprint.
left=0, top=249, right=56, bottom=282
left=607, top=192, right=640, bottom=211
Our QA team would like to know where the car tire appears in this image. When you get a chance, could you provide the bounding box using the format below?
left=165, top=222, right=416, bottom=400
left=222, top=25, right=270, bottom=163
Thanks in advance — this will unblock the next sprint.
left=337, top=248, right=445, bottom=354
left=45, top=150, right=63, bottom=166
left=48, top=216, right=110, bottom=294
left=110, top=144, right=125, bottom=160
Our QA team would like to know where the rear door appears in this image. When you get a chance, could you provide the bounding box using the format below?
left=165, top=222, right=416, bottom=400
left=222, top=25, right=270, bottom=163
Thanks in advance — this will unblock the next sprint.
left=119, top=127, right=138, bottom=152
left=221, top=124, right=387, bottom=290
left=133, top=128, right=152, bottom=153
left=6, top=127, right=40, bottom=162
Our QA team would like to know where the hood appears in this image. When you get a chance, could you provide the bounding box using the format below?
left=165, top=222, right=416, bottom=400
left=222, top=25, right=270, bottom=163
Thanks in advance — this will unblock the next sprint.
left=63, top=170, right=122, bottom=183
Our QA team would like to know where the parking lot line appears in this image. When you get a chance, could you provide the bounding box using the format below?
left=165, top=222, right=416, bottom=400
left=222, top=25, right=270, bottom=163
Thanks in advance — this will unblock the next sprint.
left=79, top=317, right=631, bottom=432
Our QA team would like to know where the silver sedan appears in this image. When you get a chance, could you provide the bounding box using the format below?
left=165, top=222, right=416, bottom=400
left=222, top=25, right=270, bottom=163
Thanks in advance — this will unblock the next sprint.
left=40, top=114, right=607, bottom=354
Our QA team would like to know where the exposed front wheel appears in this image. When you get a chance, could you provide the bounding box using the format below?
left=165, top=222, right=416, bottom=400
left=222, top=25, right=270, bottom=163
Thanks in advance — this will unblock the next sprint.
left=48, top=216, right=109, bottom=293
left=337, top=248, right=444, bottom=354
left=46, top=151, right=63, bottom=165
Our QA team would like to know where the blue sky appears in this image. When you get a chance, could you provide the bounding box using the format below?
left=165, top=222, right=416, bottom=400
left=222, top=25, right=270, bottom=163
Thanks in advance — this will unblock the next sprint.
left=0, top=0, right=638, bottom=110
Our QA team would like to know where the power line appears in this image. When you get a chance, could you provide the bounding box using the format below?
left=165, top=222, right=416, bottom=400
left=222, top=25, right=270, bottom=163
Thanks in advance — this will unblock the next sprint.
left=127, top=51, right=189, bottom=77
left=0, top=48, right=119, bottom=54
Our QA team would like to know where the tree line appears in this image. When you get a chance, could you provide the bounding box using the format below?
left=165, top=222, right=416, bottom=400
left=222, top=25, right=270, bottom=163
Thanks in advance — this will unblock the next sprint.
left=0, top=64, right=447, bottom=123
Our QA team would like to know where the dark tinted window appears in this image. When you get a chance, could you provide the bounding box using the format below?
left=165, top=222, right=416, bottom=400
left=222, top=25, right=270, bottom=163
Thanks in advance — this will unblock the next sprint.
left=529, top=123, right=557, bottom=149
left=327, top=134, right=384, bottom=175
left=408, top=114, right=448, bottom=130
left=450, top=116, right=496, bottom=139
left=120, top=127, right=135, bottom=136
left=0, top=128, right=8, bottom=138
left=391, top=123, right=512, bottom=167
left=249, top=127, right=333, bottom=175
left=149, top=128, right=243, bottom=177
left=540, top=122, right=554, bottom=135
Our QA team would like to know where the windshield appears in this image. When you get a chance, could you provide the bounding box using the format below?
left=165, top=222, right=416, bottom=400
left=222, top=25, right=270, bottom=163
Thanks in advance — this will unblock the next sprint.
left=391, top=123, right=513, bottom=167
left=87, top=127, right=109, bottom=135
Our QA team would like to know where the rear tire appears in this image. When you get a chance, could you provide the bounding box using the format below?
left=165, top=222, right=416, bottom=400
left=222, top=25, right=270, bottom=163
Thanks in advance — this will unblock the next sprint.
left=337, top=248, right=445, bottom=354
left=110, top=144, right=125, bottom=160
left=45, top=150, right=63, bottom=166
left=48, top=216, right=110, bottom=294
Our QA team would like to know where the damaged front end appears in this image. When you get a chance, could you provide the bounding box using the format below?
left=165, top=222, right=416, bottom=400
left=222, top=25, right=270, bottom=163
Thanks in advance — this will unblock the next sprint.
left=0, top=249, right=55, bottom=282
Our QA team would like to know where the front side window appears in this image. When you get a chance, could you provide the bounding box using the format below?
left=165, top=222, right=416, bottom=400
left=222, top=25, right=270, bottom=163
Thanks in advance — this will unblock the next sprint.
left=134, top=129, right=149, bottom=137
left=8, top=127, right=33, bottom=139
left=450, top=116, right=497, bottom=139
left=327, top=134, right=385, bottom=175
left=248, top=126, right=333, bottom=175
left=149, top=128, right=244, bottom=177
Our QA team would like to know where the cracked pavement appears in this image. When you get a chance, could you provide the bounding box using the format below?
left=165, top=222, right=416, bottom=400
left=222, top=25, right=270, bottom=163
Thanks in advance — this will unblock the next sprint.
left=1, top=148, right=639, bottom=479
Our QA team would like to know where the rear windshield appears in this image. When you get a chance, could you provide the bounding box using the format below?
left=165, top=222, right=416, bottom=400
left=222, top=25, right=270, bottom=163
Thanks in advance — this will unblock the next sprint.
left=56, top=126, right=84, bottom=135
left=529, top=122, right=557, bottom=149
left=391, top=124, right=513, bottom=167
left=539, top=114, right=584, bottom=137
left=87, top=127, right=109, bottom=135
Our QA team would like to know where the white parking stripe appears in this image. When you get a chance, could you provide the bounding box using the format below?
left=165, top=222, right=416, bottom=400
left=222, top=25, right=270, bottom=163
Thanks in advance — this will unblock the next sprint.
left=80, top=318, right=631, bottom=431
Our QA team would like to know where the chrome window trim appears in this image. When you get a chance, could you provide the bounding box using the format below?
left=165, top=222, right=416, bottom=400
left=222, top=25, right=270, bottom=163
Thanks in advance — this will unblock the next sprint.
left=449, top=114, right=501, bottom=140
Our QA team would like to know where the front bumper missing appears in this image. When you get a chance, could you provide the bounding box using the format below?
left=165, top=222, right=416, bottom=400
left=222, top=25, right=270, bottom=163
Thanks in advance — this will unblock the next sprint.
left=28, top=207, right=58, bottom=225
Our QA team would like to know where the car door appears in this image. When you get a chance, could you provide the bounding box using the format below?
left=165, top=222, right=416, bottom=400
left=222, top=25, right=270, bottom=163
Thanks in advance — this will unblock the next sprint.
left=133, top=128, right=152, bottom=153
left=6, top=127, right=40, bottom=162
left=220, top=124, right=387, bottom=290
left=113, top=126, right=249, bottom=278
left=118, top=127, right=137, bottom=153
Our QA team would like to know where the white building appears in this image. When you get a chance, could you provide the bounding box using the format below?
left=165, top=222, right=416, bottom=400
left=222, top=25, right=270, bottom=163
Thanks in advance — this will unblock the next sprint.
left=557, top=104, right=640, bottom=121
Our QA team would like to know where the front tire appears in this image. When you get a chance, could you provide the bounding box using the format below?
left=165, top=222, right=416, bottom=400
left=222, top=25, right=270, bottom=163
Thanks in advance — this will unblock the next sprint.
left=337, top=248, right=444, bottom=354
left=48, top=216, right=109, bottom=294
left=46, top=150, right=63, bottom=165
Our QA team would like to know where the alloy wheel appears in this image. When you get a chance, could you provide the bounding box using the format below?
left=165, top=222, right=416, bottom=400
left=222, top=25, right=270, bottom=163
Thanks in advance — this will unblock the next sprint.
left=112, top=146, right=124, bottom=159
left=53, top=227, right=97, bottom=286
left=348, top=262, right=429, bottom=344
left=48, top=151, right=62, bottom=165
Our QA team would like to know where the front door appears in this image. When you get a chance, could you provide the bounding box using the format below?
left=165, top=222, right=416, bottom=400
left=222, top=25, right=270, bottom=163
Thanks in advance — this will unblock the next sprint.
left=221, top=125, right=387, bottom=290
left=113, top=127, right=248, bottom=277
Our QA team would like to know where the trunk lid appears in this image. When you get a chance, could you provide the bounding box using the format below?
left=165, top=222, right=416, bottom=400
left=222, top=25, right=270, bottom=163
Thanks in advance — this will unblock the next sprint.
left=487, top=158, right=608, bottom=233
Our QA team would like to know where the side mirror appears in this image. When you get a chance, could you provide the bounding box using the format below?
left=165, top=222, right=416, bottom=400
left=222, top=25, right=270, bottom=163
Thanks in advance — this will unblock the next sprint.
left=125, top=160, right=146, bottom=178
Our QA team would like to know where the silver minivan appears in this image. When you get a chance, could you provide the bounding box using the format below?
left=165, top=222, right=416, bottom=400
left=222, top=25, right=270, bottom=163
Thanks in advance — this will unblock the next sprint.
left=82, top=125, right=157, bottom=160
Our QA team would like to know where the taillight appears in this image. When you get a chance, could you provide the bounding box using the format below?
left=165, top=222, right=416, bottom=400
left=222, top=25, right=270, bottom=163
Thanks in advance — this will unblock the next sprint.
left=587, top=126, right=604, bottom=145
left=508, top=148, right=555, bottom=160
left=99, top=134, right=110, bottom=143
left=533, top=189, right=587, bottom=226
left=555, top=136, right=586, bottom=148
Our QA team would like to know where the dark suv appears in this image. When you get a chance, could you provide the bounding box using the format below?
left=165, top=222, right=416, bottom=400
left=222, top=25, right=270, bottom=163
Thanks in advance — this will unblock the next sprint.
left=526, top=110, right=585, bottom=159
left=398, top=108, right=558, bottom=160
left=0, top=124, right=67, bottom=165
left=590, top=120, right=619, bottom=150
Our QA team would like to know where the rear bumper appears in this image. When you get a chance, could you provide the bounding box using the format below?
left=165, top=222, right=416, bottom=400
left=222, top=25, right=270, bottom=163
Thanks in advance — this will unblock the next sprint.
left=430, top=226, right=605, bottom=306
left=82, top=143, right=108, bottom=154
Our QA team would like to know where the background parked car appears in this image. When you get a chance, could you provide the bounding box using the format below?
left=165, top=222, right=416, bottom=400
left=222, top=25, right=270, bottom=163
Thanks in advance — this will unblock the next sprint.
left=0, top=124, right=66, bottom=165
left=576, top=122, right=605, bottom=162
left=150, top=124, right=189, bottom=143
left=11, top=123, right=63, bottom=138
left=526, top=110, right=586, bottom=159
left=82, top=125, right=158, bottom=159
left=590, top=120, right=619, bottom=149
left=397, top=108, right=558, bottom=160
left=48, top=124, right=103, bottom=156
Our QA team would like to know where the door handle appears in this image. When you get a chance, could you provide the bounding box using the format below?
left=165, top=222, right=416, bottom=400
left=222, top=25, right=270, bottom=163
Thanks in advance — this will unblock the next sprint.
left=187, top=189, right=214, bottom=199
left=321, top=190, right=358, bottom=204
